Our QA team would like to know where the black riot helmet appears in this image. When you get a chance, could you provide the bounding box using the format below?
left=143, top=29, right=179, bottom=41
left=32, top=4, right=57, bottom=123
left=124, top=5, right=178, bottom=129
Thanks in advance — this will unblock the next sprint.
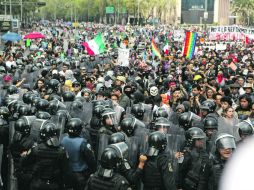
left=48, top=94, right=62, bottom=101
left=35, top=99, right=49, bottom=112
left=71, top=100, right=83, bottom=110
left=23, top=92, right=33, bottom=104
left=36, top=111, right=51, bottom=120
left=7, top=85, right=18, bottom=95
left=215, top=133, right=236, bottom=150
left=62, top=91, right=75, bottom=102
left=109, top=132, right=126, bottom=144
left=153, top=107, right=168, bottom=121
left=200, top=100, right=216, bottom=114
left=31, top=96, right=41, bottom=106
left=48, top=100, right=59, bottom=115
left=48, top=79, right=60, bottom=92
left=93, top=105, right=105, bottom=118
left=39, top=123, right=59, bottom=147
left=178, top=112, right=192, bottom=130
left=66, top=118, right=83, bottom=136
left=13, top=101, right=24, bottom=113
left=18, top=105, right=31, bottom=117
left=154, top=117, right=171, bottom=132
left=14, top=118, right=30, bottom=136
left=238, top=120, right=254, bottom=137
left=147, top=131, right=167, bottom=156
left=100, top=147, right=121, bottom=170
left=120, top=117, right=136, bottom=136
left=93, top=100, right=105, bottom=108
left=185, top=127, right=206, bottom=146
left=101, top=108, right=117, bottom=128
left=108, top=142, right=129, bottom=160
left=0, top=107, right=10, bottom=119
left=204, top=116, right=218, bottom=131
left=131, top=103, right=145, bottom=120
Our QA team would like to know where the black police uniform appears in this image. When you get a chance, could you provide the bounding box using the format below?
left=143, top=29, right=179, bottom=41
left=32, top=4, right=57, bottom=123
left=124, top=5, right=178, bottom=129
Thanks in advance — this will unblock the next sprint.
left=10, top=135, right=35, bottom=190
left=85, top=143, right=131, bottom=190
left=21, top=123, right=69, bottom=190
left=177, top=147, right=209, bottom=190
left=142, top=152, right=176, bottom=190
left=21, top=143, right=69, bottom=190
left=198, top=157, right=226, bottom=190
left=142, top=131, right=177, bottom=190
left=85, top=172, right=130, bottom=190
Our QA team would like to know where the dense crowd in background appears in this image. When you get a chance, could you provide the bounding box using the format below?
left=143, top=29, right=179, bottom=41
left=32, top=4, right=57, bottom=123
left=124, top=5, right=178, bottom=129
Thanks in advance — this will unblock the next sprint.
left=0, top=21, right=253, bottom=190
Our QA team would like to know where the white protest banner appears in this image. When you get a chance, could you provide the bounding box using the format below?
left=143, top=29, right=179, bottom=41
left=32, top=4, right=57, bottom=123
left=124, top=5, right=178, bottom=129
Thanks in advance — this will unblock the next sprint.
left=118, top=48, right=130, bottom=67
left=173, top=30, right=185, bottom=42
left=215, top=44, right=227, bottom=50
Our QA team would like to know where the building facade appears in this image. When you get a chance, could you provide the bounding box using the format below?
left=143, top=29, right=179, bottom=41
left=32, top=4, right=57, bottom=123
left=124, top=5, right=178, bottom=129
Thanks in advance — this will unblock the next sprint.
left=176, top=0, right=230, bottom=25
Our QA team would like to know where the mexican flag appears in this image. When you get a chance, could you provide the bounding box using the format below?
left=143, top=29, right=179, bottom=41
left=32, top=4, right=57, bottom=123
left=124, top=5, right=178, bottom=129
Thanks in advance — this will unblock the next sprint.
left=82, top=33, right=105, bottom=56
left=163, top=39, right=169, bottom=55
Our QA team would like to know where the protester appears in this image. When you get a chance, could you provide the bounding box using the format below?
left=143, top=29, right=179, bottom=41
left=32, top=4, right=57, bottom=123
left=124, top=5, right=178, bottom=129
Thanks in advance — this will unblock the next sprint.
left=1, top=21, right=254, bottom=190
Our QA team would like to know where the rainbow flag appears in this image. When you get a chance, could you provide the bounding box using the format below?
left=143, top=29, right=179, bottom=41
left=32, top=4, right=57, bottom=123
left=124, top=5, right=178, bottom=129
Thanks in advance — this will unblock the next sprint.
left=151, top=38, right=161, bottom=59
left=182, top=31, right=197, bottom=59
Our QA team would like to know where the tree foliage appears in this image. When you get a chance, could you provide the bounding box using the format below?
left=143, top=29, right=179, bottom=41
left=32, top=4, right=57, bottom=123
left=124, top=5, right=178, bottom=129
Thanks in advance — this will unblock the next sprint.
left=232, top=0, right=254, bottom=25
left=38, top=0, right=177, bottom=24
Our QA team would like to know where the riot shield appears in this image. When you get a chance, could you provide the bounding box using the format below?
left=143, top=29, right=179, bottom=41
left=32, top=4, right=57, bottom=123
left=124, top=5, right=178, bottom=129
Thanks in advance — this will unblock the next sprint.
left=0, top=144, right=2, bottom=187
left=133, top=120, right=149, bottom=154
left=190, top=112, right=203, bottom=129
left=63, top=101, right=73, bottom=112
left=168, top=111, right=179, bottom=125
left=0, top=122, right=8, bottom=189
left=206, top=131, right=218, bottom=159
left=216, top=116, right=233, bottom=135
left=7, top=118, right=17, bottom=190
left=126, top=136, right=140, bottom=168
left=142, top=103, right=153, bottom=125
left=82, top=102, right=93, bottom=123
left=97, top=133, right=110, bottom=165
left=55, top=110, right=70, bottom=140
left=30, top=119, right=49, bottom=142
left=166, top=134, right=183, bottom=179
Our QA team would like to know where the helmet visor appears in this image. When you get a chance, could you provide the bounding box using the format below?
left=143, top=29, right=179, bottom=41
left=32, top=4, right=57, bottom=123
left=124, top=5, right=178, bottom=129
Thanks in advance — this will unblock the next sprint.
left=217, top=137, right=236, bottom=149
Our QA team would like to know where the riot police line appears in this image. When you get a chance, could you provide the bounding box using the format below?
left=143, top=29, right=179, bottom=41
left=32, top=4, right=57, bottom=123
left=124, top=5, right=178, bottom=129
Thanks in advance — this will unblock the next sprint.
left=0, top=88, right=250, bottom=190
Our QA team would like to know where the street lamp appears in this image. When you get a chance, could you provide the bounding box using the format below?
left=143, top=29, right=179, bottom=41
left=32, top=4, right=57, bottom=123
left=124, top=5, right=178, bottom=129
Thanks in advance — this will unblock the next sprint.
left=204, top=0, right=208, bottom=30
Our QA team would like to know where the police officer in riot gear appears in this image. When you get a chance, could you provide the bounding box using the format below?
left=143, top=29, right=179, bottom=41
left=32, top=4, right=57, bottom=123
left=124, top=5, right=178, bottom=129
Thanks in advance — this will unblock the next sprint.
left=149, top=107, right=169, bottom=131
left=154, top=117, right=171, bottom=133
left=120, top=117, right=149, bottom=163
left=199, top=133, right=236, bottom=190
left=88, top=104, right=105, bottom=158
left=109, top=132, right=127, bottom=144
left=178, top=112, right=202, bottom=131
left=177, top=127, right=209, bottom=190
left=21, top=122, right=69, bottom=190
left=47, top=79, right=60, bottom=95
left=35, top=99, right=49, bottom=112
left=0, top=107, right=10, bottom=189
left=142, top=131, right=177, bottom=190
left=97, top=108, right=119, bottom=162
left=203, top=117, right=218, bottom=154
left=108, top=135, right=147, bottom=189
left=200, top=100, right=217, bottom=118
left=85, top=146, right=131, bottom=190
left=61, top=118, right=96, bottom=190
left=237, top=120, right=254, bottom=144
left=10, top=118, right=35, bottom=190
left=18, top=105, right=31, bottom=117
left=99, top=108, right=118, bottom=135
left=131, top=103, right=145, bottom=121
